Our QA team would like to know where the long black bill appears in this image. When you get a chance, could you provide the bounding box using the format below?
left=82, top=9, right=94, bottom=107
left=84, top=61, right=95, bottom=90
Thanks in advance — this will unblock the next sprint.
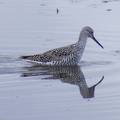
left=92, top=36, right=104, bottom=49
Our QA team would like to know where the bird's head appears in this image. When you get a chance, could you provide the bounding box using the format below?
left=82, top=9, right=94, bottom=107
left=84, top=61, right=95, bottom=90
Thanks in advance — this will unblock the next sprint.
left=81, top=26, right=104, bottom=49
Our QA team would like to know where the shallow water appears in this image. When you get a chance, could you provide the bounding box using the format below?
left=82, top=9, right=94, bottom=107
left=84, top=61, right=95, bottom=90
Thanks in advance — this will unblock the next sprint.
left=0, top=0, right=120, bottom=120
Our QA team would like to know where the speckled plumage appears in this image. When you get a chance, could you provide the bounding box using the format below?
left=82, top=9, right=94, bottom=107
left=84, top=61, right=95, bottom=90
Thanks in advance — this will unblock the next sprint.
left=21, top=26, right=103, bottom=65
left=21, top=43, right=85, bottom=65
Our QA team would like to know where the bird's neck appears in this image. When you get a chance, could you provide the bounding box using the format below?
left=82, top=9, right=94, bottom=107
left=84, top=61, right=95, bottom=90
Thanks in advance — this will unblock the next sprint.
left=77, top=32, right=87, bottom=47
left=73, top=32, right=87, bottom=62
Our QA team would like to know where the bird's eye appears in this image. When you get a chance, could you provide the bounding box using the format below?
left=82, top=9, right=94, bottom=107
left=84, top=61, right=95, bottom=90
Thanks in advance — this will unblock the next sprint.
left=89, top=31, right=93, bottom=34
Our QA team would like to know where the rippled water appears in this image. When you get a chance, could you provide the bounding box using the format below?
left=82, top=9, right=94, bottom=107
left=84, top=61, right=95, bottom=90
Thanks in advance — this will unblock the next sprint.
left=0, top=0, right=120, bottom=120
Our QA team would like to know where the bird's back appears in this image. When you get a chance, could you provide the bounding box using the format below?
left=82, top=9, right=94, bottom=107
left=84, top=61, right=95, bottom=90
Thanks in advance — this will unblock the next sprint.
left=21, top=43, right=83, bottom=65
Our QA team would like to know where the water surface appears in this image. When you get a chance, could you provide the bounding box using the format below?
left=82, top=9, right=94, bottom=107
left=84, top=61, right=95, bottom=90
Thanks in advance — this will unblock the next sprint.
left=0, top=0, right=120, bottom=120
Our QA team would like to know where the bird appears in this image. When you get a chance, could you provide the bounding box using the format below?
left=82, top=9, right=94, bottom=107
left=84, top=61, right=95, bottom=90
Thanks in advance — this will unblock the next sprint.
left=20, top=26, right=104, bottom=65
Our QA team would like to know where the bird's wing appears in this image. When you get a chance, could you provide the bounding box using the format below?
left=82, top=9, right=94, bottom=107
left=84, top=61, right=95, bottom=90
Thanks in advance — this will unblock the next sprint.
left=21, top=44, right=75, bottom=62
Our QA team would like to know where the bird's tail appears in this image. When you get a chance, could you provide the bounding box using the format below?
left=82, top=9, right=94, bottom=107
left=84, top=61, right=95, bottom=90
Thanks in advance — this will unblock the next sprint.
left=20, top=55, right=31, bottom=59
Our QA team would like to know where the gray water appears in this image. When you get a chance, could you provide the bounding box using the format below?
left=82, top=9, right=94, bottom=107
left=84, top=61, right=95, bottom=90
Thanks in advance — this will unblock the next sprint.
left=0, top=0, right=120, bottom=120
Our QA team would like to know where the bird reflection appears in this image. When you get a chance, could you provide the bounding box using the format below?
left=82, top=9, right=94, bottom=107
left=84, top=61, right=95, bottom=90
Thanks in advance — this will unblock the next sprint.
left=21, top=65, right=104, bottom=99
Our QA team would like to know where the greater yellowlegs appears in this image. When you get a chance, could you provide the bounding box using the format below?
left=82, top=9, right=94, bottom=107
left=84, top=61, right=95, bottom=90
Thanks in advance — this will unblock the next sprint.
left=21, top=26, right=104, bottom=65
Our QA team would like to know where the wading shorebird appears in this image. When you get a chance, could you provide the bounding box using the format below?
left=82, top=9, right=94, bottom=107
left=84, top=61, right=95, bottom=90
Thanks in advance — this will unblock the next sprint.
left=21, top=26, right=104, bottom=65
